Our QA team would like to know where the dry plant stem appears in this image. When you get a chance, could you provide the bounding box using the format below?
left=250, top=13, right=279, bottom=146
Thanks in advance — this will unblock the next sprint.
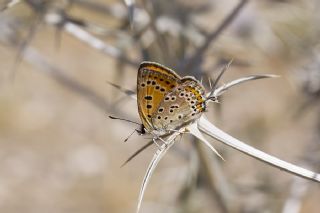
left=282, top=174, right=310, bottom=213
left=141, top=0, right=171, bottom=63
left=137, top=131, right=182, bottom=213
left=121, top=141, right=153, bottom=167
left=12, top=12, right=43, bottom=78
left=41, top=9, right=139, bottom=68
left=73, top=0, right=127, bottom=19
left=123, top=0, right=135, bottom=28
left=23, top=47, right=111, bottom=112
left=63, top=22, right=139, bottom=67
left=193, top=138, right=229, bottom=213
left=1, top=0, right=21, bottom=11
left=24, top=0, right=139, bottom=67
left=181, top=0, right=249, bottom=72
left=197, top=116, right=320, bottom=183
left=282, top=118, right=320, bottom=212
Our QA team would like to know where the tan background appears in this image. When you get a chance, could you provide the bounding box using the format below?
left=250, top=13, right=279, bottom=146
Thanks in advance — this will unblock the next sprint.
left=0, top=0, right=319, bottom=212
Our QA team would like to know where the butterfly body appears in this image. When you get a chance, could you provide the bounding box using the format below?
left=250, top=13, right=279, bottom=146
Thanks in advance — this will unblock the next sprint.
left=137, top=62, right=206, bottom=137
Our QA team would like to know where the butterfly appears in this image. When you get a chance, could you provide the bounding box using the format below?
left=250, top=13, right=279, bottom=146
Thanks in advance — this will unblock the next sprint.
left=137, top=61, right=207, bottom=141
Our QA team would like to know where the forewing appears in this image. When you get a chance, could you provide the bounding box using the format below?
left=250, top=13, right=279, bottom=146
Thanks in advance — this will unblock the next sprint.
left=152, top=77, right=206, bottom=131
left=137, top=62, right=181, bottom=131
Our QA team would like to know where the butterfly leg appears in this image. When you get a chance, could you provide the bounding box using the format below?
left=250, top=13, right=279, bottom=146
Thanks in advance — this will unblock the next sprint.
left=168, top=128, right=188, bottom=135
left=152, top=137, right=163, bottom=149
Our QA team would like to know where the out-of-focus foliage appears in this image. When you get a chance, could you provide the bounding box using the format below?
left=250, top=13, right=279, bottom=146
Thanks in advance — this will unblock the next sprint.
left=0, top=0, right=319, bottom=213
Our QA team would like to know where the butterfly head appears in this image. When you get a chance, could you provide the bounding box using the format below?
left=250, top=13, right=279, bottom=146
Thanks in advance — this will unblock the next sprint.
left=137, top=124, right=146, bottom=135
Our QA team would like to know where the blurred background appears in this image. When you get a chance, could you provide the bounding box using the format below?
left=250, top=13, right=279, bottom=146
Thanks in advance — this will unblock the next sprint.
left=0, top=0, right=320, bottom=212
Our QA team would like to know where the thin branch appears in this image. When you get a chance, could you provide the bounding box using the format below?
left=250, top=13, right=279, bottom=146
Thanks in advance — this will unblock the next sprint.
left=194, top=138, right=230, bottom=213
left=24, top=0, right=139, bottom=68
left=209, top=74, right=279, bottom=98
left=73, top=0, right=127, bottom=19
left=65, top=22, right=138, bottom=67
left=11, top=12, right=43, bottom=79
left=137, top=131, right=181, bottom=213
left=0, top=0, right=21, bottom=11
left=121, top=141, right=153, bottom=167
left=282, top=175, right=310, bottom=213
left=180, top=0, right=249, bottom=72
left=123, top=0, right=135, bottom=28
left=23, top=47, right=111, bottom=112
left=197, top=116, right=320, bottom=183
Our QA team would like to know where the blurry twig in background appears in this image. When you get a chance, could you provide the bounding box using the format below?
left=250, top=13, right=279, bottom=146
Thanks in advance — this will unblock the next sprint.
left=0, top=14, right=131, bottom=118
left=62, top=22, right=139, bottom=67
left=180, top=0, right=249, bottom=75
left=73, top=0, right=128, bottom=19
left=0, top=0, right=21, bottom=11
left=123, top=0, right=135, bottom=28
left=11, top=11, right=42, bottom=79
left=24, top=48, right=111, bottom=112
left=282, top=49, right=320, bottom=213
left=193, top=138, right=234, bottom=213
left=24, top=0, right=139, bottom=68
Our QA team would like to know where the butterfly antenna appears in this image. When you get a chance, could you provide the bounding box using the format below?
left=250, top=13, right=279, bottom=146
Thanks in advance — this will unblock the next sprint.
left=108, top=115, right=140, bottom=125
left=120, top=141, right=153, bottom=167
left=124, top=128, right=137, bottom=143
left=208, top=59, right=233, bottom=99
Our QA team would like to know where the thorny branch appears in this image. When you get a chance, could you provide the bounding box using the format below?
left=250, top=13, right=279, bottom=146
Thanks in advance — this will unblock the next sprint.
left=24, top=1, right=140, bottom=68
left=180, top=0, right=249, bottom=74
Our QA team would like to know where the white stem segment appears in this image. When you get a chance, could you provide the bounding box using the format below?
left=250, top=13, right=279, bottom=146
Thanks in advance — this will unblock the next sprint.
left=197, top=115, right=320, bottom=183
left=136, top=131, right=181, bottom=213
left=187, top=123, right=224, bottom=161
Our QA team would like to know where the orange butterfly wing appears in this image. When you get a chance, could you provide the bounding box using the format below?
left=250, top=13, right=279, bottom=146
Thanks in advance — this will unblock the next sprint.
left=137, top=62, right=181, bottom=132
left=151, top=76, right=206, bottom=132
